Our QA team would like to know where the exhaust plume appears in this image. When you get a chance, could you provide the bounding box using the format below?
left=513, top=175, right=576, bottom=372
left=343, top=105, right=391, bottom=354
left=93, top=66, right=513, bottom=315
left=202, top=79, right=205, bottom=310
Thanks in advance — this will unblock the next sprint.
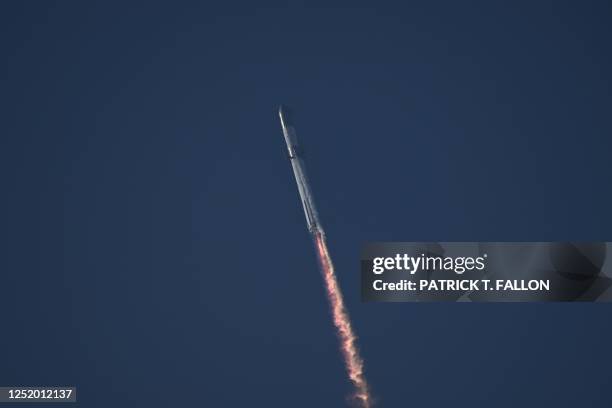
left=314, top=233, right=372, bottom=407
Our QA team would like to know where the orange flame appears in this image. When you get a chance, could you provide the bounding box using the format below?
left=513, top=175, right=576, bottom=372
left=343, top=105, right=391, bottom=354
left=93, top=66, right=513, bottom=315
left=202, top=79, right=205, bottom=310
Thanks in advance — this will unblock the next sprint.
left=314, top=233, right=372, bottom=407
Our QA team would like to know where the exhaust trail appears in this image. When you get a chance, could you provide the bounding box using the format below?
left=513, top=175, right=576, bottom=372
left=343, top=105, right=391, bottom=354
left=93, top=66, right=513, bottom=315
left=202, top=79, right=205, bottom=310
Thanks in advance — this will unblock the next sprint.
left=314, top=232, right=372, bottom=408
left=279, top=106, right=372, bottom=407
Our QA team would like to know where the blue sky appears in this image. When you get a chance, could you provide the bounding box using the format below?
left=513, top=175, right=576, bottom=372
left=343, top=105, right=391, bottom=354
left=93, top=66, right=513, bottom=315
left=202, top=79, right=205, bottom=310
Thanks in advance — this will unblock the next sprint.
left=1, top=1, right=612, bottom=406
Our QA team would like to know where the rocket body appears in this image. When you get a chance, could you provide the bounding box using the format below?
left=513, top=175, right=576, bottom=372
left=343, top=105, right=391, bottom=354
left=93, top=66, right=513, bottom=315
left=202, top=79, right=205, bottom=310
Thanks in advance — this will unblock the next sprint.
left=279, top=105, right=324, bottom=236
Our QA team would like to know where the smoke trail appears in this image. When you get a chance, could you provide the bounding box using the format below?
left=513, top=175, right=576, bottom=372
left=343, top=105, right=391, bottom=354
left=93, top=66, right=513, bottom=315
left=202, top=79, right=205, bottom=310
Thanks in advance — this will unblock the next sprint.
left=314, top=232, right=372, bottom=408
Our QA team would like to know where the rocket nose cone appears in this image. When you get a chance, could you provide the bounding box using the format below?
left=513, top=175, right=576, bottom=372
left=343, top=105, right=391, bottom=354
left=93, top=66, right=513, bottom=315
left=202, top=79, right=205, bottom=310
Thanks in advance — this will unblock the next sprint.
left=278, top=105, right=294, bottom=126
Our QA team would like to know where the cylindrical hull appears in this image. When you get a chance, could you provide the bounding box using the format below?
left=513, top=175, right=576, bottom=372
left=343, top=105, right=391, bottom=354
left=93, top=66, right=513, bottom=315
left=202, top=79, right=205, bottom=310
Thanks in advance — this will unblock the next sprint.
left=279, top=106, right=324, bottom=235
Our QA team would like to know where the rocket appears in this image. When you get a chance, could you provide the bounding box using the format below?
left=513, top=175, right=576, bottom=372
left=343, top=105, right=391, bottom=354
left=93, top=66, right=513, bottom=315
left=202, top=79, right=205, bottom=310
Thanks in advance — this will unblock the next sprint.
left=279, top=105, right=324, bottom=236
left=279, top=106, right=372, bottom=407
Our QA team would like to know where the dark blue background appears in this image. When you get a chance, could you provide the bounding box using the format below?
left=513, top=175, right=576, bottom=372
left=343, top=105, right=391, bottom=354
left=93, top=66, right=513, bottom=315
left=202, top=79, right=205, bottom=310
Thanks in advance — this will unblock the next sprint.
left=1, top=1, right=611, bottom=407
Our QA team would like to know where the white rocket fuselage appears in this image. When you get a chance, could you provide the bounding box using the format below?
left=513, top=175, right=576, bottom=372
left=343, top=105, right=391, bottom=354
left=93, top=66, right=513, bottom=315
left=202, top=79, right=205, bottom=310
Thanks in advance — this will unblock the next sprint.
left=279, top=106, right=324, bottom=236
